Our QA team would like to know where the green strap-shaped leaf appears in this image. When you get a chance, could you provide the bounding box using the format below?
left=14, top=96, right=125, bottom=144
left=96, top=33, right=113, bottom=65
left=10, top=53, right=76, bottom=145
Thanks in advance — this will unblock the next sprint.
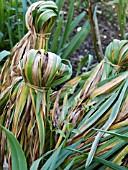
left=86, top=78, right=128, bottom=167
left=68, top=11, right=86, bottom=38
left=36, top=92, right=45, bottom=154
left=63, top=159, right=74, bottom=170
left=33, top=1, right=58, bottom=32
left=86, top=140, right=126, bottom=170
left=94, top=156, right=128, bottom=170
left=55, top=0, right=65, bottom=12
left=76, top=54, right=93, bottom=76
left=60, top=0, right=75, bottom=48
left=25, top=50, right=38, bottom=84
left=0, top=125, right=28, bottom=170
left=41, top=142, right=64, bottom=170
left=0, top=50, right=10, bottom=62
left=38, top=1, right=58, bottom=11
left=76, top=55, right=89, bottom=76
left=21, top=0, right=27, bottom=34
left=105, top=40, right=128, bottom=66
left=94, top=128, right=128, bottom=142
left=78, top=89, right=120, bottom=133
left=55, top=141, right=81, bottom=168
left=30, top=149, right=54, bottom=170
left=37, top=10, right=57, bottom=31
left=13, top=83, right=29, bottom=134
left=108, top=0, right=128, bottom=4
left=61, top=20, right=90, bottom=58
left=50, top=14, right=64, bottom=52
left=50, top=59, right=72, bottom=87
left=45, top=52, right=61, bottom=85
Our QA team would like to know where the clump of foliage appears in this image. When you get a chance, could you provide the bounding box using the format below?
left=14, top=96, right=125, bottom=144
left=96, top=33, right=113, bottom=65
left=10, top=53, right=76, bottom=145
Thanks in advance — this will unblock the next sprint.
left=1, top=38, right=128, bottom=170
left=0, top=1, right=128, bottom=170
left=0, top=1, right=72, bottom=167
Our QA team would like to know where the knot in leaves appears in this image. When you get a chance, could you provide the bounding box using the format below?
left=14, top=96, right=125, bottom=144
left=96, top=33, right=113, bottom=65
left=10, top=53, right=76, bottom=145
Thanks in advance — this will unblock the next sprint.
left=19, top=49, right=72, bottom=89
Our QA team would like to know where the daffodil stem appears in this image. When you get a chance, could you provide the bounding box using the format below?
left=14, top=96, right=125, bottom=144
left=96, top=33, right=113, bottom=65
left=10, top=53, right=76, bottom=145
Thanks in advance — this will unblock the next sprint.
left=87, top=0, right=101, bottom=62
left=118, top=0, right=125, bottom=40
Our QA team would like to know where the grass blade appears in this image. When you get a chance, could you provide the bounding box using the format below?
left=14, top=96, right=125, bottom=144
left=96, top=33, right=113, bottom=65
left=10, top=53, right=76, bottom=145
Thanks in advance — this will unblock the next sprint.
left=30, top=150, right=54, bottom=170
left=0, top=125, right=28, bottom=170
left=68, top=12, right=86, bottom=37
left=76, top=55, right=89, bottom=76
left=64, top=159, right=74, bottom=170
left=76, top=54, right=93, bottom=76
left=106, top=145, right=128, bottom=168
left=94, top=128, right=128, bottom=142
left=61, top=20, right=90, bottom=58
left=36, top=92, right=45, bottom=153
left=50, top=14, right=64, bottom=52
left=0, top=50, right=10, bottom=62
left=94, top=157, right=127, bottom=170
left=55, top=0, right=65, bottom=12
left=13, top=83, right=28, bottom=134
left=60, top=0, right=75, bottom=49
left=41, top=142, right=64, bottom=170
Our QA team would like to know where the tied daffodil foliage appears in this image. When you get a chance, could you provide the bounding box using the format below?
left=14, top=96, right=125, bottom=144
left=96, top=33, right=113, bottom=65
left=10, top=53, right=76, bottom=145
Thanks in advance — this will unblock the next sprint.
left=0, top=1, right=72, bottom=168
left=0, top=48, right=72, bottom=167
left=0, top=1, right=128, bottom=170
left=0, top=0, right=58, bottom=91
left=48, top=39, right=128, bottom=169
left=1, top=40, right=128, bottom=170
left=105, top=39, right=128, bottom=71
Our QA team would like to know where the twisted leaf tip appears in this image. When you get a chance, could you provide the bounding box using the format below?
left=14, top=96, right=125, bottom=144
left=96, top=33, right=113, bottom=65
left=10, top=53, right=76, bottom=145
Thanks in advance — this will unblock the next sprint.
left=20, top=49, right=72, bottom=89
left=26, top=1, right=58, bottom=34
left=105, top=39, right=128, bottom=71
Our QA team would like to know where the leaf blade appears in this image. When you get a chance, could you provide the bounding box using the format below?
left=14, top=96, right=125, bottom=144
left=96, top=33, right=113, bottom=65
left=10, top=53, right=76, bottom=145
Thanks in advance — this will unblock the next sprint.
left=0, top=125, right=28, bottom=170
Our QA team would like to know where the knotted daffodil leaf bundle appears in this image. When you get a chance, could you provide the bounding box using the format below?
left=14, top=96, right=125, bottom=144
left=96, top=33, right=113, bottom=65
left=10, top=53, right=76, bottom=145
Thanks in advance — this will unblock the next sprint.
left=105, top=39, right=128, bottom=71
left=20, top=49, right=72, bottom=89
left=48, top=40, right=128, bottom=169
left=0, top=1, right=58, bottom=89
left=31, top=1, right=58, bottom=33
left=0, top=48, right=72, bottom=167
left=0, top=1, right=71, bottom=168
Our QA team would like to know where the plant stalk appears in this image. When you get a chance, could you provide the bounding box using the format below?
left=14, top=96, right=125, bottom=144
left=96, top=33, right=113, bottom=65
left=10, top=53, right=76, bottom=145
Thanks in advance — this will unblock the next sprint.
left=118, top=0, right=125, bottom=39
left=87, top=0, right=101, bottom=62
left=94, top=14, right=103, bottom=59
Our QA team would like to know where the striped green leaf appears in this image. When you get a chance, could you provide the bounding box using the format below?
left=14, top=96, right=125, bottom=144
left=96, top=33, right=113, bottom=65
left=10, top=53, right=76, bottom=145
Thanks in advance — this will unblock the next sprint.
left=0, top=125, right=27, bottom=170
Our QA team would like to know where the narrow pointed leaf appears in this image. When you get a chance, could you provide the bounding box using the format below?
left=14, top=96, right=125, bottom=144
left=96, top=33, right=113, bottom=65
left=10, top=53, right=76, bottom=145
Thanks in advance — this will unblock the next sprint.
left=94, top=128, right=128, bottom=142
left=61, top=20, right=90, bottom=58
left=0, top=125, right=27, bottom=170
left=94, top=157, right=127, bottom=170
left=30, top=150, right=54, bottom=170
